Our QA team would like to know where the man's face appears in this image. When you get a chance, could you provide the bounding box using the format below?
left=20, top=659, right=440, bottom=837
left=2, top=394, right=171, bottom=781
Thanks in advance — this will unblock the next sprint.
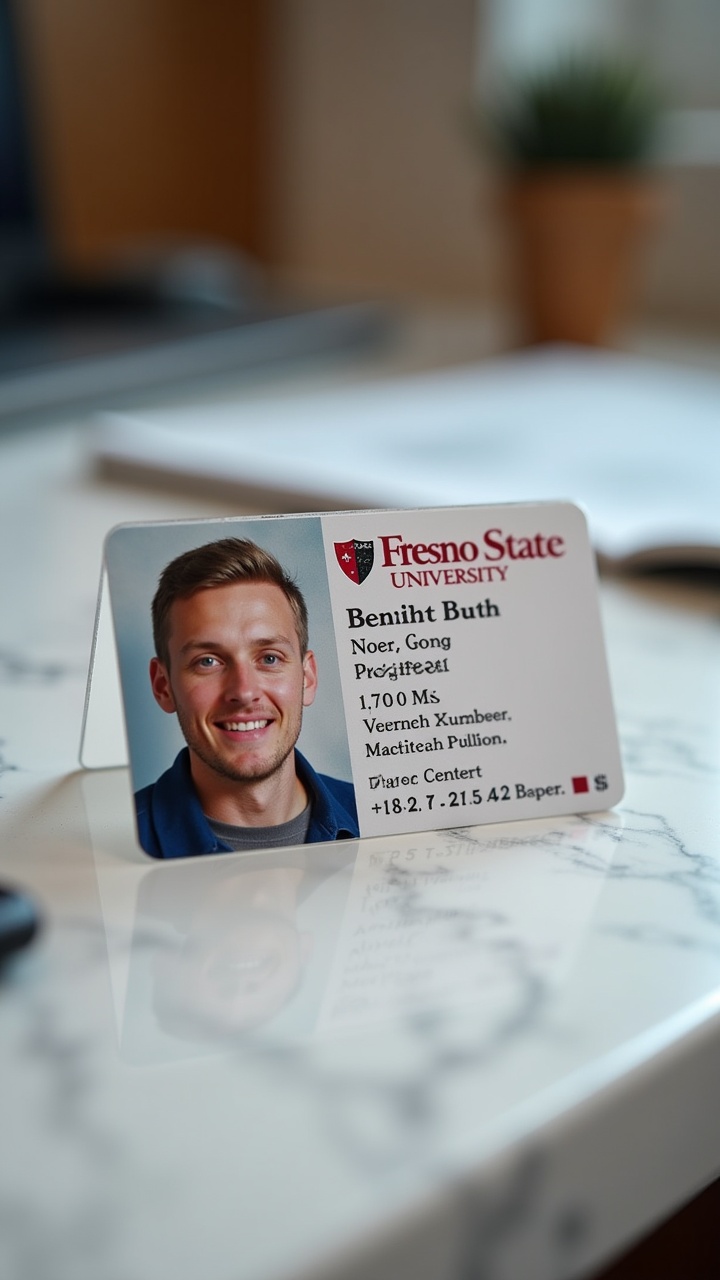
left=149, top=581, right=317, bottom=787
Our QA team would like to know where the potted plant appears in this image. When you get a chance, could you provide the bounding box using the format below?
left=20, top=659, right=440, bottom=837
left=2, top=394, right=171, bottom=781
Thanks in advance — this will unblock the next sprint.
left=479, top=54, right=663, bottom=345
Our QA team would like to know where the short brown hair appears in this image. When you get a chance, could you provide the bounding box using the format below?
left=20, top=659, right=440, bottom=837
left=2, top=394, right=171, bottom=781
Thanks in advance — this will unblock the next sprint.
left=152, top=537, right=309, bottom=667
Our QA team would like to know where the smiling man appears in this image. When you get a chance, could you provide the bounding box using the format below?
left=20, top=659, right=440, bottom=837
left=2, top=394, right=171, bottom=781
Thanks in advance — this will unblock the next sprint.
left=135, top=538, right=358, bottom=858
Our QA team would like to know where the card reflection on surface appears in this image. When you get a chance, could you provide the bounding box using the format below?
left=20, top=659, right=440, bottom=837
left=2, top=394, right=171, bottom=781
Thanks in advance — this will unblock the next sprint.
left=124, top=846, right=357, bottom=1062
left=120, top=818, right=611, bottom=1065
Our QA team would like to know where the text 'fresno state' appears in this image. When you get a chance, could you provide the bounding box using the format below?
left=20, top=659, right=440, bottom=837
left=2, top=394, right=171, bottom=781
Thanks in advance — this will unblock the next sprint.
left=382, top=530, right=565, bottom=566
left=377, top=529, right=565, bottom=589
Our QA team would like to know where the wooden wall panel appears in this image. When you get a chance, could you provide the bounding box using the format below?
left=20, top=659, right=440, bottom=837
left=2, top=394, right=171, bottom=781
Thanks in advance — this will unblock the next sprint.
left=17, top=0, right=271, bottom=266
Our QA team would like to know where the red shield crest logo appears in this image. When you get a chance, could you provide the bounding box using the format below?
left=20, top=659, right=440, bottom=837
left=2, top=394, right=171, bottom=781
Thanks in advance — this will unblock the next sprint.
left=334, top=539, right=374, bottom=584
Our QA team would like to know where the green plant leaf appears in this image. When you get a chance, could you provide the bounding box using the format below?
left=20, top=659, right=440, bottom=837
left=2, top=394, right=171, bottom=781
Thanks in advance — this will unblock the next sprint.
left=479, top=52, right=662, bottom=168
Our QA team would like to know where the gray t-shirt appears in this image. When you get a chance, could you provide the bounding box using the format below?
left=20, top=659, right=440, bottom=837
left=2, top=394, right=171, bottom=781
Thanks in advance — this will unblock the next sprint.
left=207, top=803, right=312, bottom=851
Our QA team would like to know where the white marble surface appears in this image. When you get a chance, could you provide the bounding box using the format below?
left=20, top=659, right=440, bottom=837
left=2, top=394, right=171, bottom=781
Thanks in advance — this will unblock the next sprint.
left=2, top=403, right=720, bottom=1280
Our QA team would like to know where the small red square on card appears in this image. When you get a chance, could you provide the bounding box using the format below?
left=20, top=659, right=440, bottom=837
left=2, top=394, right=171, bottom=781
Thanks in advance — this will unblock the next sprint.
left=572, top=776, right=589, bottom=794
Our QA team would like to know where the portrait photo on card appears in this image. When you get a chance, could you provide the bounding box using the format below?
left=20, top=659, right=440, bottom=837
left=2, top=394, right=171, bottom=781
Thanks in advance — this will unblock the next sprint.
left=105, top=516, right=358, bottom=859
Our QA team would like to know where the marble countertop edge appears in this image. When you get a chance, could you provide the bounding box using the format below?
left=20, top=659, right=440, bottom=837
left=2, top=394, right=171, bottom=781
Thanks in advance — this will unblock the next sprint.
left=283, top=988, right=720, bottom=1280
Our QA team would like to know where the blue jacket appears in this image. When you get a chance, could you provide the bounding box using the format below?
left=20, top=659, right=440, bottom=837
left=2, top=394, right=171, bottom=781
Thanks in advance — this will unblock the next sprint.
left=135, top=747, right=358, bottom=859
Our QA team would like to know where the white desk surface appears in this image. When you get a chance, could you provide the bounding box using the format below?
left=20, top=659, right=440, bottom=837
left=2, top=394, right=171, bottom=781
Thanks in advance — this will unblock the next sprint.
left=2, top=339, right=720, bottom=1280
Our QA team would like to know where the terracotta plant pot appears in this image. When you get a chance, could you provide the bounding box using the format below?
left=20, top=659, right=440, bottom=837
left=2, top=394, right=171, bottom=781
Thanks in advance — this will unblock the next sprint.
left=505, top=172, right=662, bottom=346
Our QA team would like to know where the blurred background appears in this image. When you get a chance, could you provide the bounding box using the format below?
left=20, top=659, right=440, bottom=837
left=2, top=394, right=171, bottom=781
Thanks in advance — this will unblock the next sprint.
left=5, top=0, right=718, bottom=385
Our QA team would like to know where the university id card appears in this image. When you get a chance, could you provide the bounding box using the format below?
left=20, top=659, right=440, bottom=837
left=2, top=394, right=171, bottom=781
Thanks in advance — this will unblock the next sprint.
left=93, top=502, right=624, bottom=857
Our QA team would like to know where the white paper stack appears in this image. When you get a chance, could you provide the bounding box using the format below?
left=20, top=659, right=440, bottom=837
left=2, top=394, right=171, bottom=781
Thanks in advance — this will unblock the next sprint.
left=94, top=345, right=720, bottom=569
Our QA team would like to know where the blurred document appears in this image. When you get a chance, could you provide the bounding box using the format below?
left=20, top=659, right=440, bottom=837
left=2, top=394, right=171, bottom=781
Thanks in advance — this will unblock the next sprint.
left=94, top=346, right=720, bottom=567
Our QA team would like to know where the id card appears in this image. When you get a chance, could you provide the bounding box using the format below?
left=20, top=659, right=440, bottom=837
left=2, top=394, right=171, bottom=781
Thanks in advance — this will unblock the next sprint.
left=88, top=503, right=623, bottom=857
